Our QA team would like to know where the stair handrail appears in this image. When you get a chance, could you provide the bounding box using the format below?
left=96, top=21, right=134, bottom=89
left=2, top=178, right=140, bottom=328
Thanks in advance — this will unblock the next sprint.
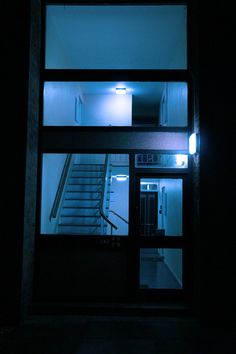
left=109, top=210, right=129, bottom=224
left=100, top=154, right=118, bottom=231
left=49, top=154, right=73, bottom=221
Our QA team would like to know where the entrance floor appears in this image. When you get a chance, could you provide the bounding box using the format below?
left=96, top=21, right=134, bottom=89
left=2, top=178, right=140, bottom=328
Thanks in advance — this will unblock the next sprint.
left=1, top=316, right=235, bottom=354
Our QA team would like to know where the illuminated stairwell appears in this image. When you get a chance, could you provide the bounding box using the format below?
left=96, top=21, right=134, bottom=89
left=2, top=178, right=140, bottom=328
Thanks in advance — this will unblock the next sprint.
left=57, top=162, right=111, bottom=235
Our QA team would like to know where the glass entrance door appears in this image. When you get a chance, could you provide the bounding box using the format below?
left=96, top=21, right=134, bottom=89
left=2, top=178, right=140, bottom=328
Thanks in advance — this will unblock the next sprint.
left=137, top=175, right=185, bottom=293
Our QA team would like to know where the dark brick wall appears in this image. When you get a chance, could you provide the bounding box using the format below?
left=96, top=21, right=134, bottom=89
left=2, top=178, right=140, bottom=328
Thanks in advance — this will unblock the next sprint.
left=198, top=1, right=235, bottom=324
left=1, top=0, right=30, bottom=324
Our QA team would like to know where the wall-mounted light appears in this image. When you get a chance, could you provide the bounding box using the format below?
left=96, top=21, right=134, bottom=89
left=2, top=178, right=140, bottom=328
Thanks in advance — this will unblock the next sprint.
left=116, top=87, right=127, bottom=95
left=116, top=175, right=128, bottom=181
left=189, top=133, right=198, bottom=155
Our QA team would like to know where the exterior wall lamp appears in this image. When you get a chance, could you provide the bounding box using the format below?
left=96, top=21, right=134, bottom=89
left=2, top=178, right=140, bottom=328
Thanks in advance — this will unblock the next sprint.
left=189, top=132, right=199, bottom=155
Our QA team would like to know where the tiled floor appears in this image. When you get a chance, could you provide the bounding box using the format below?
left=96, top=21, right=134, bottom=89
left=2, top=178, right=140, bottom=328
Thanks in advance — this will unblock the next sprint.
left=140, top=259, right=181, bottom=289
left=1, top=316, right=236, bottom=354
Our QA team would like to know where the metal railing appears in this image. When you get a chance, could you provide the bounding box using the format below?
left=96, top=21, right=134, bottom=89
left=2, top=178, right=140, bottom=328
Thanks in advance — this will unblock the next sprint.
left=109, top=210, right=129, bottom=224
left=49, top=154, right=72, bottom=221
left=99, top=154, right=118, bottom=234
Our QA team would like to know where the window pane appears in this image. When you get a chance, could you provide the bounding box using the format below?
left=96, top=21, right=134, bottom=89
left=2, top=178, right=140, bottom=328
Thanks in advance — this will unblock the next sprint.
left=140, top=178, right=183, bottom=236
left=135, top=153, right=188, bottom=169
left=139, top=248, right=183, bottom=289
left=43, top=82, right=188, bottom=127
left=41, top=153, right=129, bottom=236
left=45, top=5, right=187, bottom=69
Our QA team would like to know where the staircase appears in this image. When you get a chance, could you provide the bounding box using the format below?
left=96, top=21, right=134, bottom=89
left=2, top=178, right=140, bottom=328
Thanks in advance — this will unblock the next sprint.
left=57, top=162, right=111, bottom=235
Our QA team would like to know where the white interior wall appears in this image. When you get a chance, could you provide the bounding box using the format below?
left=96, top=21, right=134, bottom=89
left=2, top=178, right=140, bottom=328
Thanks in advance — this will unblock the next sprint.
left=45, top=14, right=71, bottom=68
left=44, top=82, right=82, bottom=126
left=166, top=83, right=188, bottom=126
left=81, top=94, right=132, bottom=126
left=163, top=248, right=183, bottom=286
left=109, top=166, right=129, bottom=235
left=46, top=5, right=187, bottom=69
left=41, top=154, right=67, bottom=233
left=44, top=84, right=132, bottom=126
left=159, top=179, right=182, bottom=236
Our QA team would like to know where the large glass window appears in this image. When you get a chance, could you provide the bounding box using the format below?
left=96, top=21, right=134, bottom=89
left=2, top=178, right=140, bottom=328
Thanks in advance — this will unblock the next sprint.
left=139, top=248, right=183, bottom=289
left=41, top=153, right=129, bottom=236
left=45, top=5, right=187, bottom=69
left=43, top=82, right=188, bottom=127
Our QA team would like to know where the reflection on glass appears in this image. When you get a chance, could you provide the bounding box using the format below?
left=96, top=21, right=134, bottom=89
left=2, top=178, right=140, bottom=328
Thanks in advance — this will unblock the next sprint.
left=135, top=153, right=188, bottom=169
left=41, top=154, right=129, bottom=236
left=46, top=5, right=187, bottom=69
left=139, top=248, right=183, bottom=289
left=43, top=82, right=187, bottom=127
left=140, top=178, right=183, bottom=236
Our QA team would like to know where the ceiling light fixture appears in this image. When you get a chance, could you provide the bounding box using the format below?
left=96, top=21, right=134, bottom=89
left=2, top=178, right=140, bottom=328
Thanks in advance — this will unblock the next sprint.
left=116, top=175, right=128, bottom=181
left=116, top=87, right=127, bottom=95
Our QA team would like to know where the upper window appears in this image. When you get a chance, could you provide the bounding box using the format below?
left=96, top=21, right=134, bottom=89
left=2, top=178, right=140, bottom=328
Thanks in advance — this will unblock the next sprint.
left=43, top=81, right=188, bottom=127
left=45, top=5, right=187, bottom=69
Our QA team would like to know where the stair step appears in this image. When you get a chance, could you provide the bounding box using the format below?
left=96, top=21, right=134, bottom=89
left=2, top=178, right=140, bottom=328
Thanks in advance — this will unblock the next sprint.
left=66, top=190, right=102, bottom=193
left=60, top=215, right=100, bottom=218
left=65, top=198, right=101, bottom=201
left=70, top=176, right=103, bottom=178
left=60, top=216, right=100, bottom=219
left=67, top=183, right=103, bottom=186
left=70, top=176, right=103, bottom=181
left=59, top=219, right=101, bottom=226
left=65, top=193, right=102, bottom=199
left=61, top=208, right=100, bottom=216
left=62, top=206, right=101, bottom=209
left=57, top=227, right=103, bottom=235
left=63, top=200, right=100, bottom=208
left=71, top=170, right=104, bottom=178
left=66, top=185, right=102, bottom=193
left=73, top=164, right=104, bottom=166
left=58, top=223, right=104, bottom=227
left=72, top=166, right=104, bottom=171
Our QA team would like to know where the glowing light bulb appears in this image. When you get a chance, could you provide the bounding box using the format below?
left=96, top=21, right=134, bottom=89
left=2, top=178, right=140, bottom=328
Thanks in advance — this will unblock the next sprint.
left=116, top=88, right=127, bottom=95
left=116, top=175, right=128, bottom=181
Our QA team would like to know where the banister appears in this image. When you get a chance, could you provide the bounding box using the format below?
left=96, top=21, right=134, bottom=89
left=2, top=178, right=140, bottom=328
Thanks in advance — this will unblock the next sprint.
left=100, top=154, right=118, bottom=231
left=109, top=210, right=129, bottom=224
left=49, top=154, right=72, bottom=221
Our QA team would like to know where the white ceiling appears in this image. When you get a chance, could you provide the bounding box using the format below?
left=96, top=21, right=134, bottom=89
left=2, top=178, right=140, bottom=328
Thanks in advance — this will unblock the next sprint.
left=78, top=81, right=164, bottom=98
left=46, top=5, right=187, bottom=69
left=45, top=81, right=166, bottom=115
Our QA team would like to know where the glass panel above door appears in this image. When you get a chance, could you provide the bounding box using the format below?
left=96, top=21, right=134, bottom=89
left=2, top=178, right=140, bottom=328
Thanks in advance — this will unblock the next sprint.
left=135, top=153, right=188, bottom=169
left=41, top=153, right=129, bottom=236
left=45, top=5, right=187, bottom=69
left=43, top=82, right=188, bottom=127
left=140, top=178, right=183, bottom=237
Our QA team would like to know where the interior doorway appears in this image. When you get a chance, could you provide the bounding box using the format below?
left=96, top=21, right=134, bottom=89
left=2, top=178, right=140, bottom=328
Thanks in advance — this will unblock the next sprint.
left=140, top=192, right=158, bottom=236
